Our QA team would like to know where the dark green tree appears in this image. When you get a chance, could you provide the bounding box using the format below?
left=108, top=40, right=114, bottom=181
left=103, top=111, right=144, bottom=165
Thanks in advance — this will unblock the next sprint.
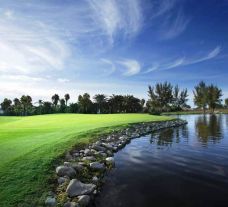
left=0, top=98, right=12, bottom=115
left=78, top=93, right=93, bottom=113
left=64, top=94, right=70, bottom=106
left=193, top=81, right=208, bottom=114
left=207, top=84, right=222, bottom=113
left=225, top=98, right=228, bottom=108
left=52, top=94, right=59, bottom=108
left=93, top=94, right=107, bottom=114
left=148, top=82, right=173, bottom=113
left=20, top=95, right=32, bottom=116
left=13, top=98, right=22, bottom=115
left=59, top=98, right=66, bottom=113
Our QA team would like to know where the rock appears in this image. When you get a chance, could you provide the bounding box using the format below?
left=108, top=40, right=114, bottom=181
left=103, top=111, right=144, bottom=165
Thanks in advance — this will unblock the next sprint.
left=92, top=176, right=99, bottom=184
left=92, top=144, right=106, bottom=152
left=105, top=157, right=115, bottom=166
left=101, top=143, right=114, bottom=150
left=84, top=149, right=92, bottom=156
left=64, top=162, right=71, bottom=167
left=66, top=179, right=96, bottom=197
left=63, top=202, right=78, bottom=207
left=56, top=166, right=76, bottom=178
left=45, top=197, right=56, bottom=207
left=82, top=156, right=96, bottom=161
left=89, top=162, right=105, bottom=171
left=71, top=163, right=84, bottom=172
left=78, top=195, right=90, bottom=206
left=58, top=177, right=67, bottom=185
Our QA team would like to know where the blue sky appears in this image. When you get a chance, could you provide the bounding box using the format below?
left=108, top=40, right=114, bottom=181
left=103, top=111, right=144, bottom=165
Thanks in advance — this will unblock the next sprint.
left=0, top=0, right=228, bottom=105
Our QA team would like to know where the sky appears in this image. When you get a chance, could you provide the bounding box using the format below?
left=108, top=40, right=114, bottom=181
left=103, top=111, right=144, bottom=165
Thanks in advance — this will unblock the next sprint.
left=0, top=0, right=228, bottom=105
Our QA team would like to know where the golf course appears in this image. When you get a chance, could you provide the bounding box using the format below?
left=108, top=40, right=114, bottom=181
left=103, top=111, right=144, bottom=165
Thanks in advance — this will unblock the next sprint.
left=0, top=113, right=171, bottom=207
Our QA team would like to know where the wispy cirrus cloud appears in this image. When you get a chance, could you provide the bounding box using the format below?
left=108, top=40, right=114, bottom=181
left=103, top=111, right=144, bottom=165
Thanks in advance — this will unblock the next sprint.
left=160, top=10, right=191, bottom=40
left=88, top=0, right=143, bottom=44
left=118, top=59, right=141, bottom=76
left=144, top=46, right=221, bottom=73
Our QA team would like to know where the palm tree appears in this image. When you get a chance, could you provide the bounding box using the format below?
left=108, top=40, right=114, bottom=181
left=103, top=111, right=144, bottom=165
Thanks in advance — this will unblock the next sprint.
left=64, top=94, right=70, bottom=106
left=93, top=94, right=107, bottom=113
left=78, top=93, right=92, bottom=113
left=52, top=94, right=59, bottom=108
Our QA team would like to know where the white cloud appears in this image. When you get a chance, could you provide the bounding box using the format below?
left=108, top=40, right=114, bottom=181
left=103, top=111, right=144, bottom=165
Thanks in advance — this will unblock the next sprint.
left=0, top=17, right=71, bottom=74
left=57, top=78, right=70, bottom=83
left=87, top=0, right=143, bottom=44
left=160, top=10, right=191, bottom=40
left=118, top=59, right=141, bottom=76
left=144, top=46, right=221, bottom=73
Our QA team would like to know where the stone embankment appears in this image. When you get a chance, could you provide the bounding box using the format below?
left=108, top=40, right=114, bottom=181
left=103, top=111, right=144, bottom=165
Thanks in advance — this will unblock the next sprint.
left=45, top=119, right=187, bottom=207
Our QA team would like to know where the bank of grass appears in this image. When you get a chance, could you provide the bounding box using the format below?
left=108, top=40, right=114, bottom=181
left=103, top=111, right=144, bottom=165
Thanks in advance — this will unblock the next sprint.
left=0, top=113, right=172, bottom=207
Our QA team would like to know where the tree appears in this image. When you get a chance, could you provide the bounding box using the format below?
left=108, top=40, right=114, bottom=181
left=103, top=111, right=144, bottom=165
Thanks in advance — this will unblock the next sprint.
left=148, top=82, right=173, bottom=113
left=108, top=95, right=125, bottom=113
left=41, top=102, right=53, bottom=114
left=59, top=99, right=66, bottom=113
left=207, top=84, right=222, bottom=113
left=172, top=85, right=188, bottom=110
left=13, top=98, right=22, bottom=115
left=64, top=94, right=70, bottom=106
left=93, top=94, right=107, bottom=114
left=52, top=94, right=59, bottom=108
left=69, top=103, right=79, bottom=113
left=140, top=99, right=145, bottom=108
left=78, top=93, right=93, bottom=113
left=122, top=95, right=142, bottom=113
left=225, top=98, right=228, bottom=108
left=193, top=81, right=208, bottom=114
left=20, top=95, right=32, bottom=116
left=0, top=98, right=12, bottom=115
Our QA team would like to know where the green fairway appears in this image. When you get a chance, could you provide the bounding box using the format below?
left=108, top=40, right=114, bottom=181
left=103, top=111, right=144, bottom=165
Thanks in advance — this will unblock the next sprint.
left=0, top=114, right=171, bottom=207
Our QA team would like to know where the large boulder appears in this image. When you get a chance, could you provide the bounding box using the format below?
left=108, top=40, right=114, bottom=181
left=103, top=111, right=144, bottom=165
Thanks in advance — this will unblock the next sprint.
left=66, top=179, right=96, bottom=197
left=56, top=166, right=76, bottom=178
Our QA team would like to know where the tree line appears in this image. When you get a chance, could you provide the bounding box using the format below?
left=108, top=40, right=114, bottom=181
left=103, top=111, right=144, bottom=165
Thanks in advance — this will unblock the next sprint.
left=147, top=81, right=227, bottom=114
left=1, top=81, right=227, bottom=116
left=0, top=93, right=145, bottom=116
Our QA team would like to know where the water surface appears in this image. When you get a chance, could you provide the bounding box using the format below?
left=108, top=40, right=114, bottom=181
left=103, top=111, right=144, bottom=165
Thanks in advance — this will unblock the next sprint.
left=93, top=115, right=228, bottom=207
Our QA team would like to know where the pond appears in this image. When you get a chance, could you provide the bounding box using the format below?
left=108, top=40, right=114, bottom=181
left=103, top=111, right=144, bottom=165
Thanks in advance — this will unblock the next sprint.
left=92, top=115, right=228, bottom=207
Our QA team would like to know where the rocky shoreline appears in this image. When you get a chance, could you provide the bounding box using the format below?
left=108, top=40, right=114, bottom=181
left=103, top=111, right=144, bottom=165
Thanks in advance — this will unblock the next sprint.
left=45, top=119, right=187, bottom=207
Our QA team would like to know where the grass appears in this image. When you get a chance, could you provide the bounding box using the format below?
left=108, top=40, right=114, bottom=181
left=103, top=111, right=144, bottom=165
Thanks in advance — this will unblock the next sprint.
left=0, top=113, right=172, bottom=207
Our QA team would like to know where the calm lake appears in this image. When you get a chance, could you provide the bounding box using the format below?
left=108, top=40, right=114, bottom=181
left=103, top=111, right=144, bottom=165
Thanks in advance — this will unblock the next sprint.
left=93, top=115, right=228, bottom=207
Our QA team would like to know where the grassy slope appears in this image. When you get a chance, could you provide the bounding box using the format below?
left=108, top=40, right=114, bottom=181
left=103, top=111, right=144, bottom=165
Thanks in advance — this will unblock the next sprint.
left=0, top=114, right=172, bottom=207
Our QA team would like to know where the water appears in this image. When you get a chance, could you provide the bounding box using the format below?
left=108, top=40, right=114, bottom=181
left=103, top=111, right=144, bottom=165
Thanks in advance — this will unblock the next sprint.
left=93, top=115, right=228, bottom=207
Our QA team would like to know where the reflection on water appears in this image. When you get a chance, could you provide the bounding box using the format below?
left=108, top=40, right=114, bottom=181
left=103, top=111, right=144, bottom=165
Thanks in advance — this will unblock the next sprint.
left=93, top=115, right=228, bottom=207
left=151, top=125, right=189, bottom=147
left=195, top=115, right=223, bottom=144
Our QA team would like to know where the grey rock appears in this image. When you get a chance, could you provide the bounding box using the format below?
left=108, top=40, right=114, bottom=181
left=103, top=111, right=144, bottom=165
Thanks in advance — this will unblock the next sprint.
left=71, top=163, right=84, bottom=172
left=105, top=157, right=115, bottom=165
left=56, top=166, right=76, bottom=178
left=84, top=149, right=92, bottom=156
left=101, top=143, right=113, bottom=150
left=63, top=202, right=78, bottom=207
left=89, top=162, right=105, bottom=171
left=92, top=176, right=99, bottom=184
left=66, top=179, right=96, bottom=197
left=58, top=177, right=67, bottom=185
left=78, top=195, right=90, bottom=206
left=82, top=156, right=96, bottom=161
left=45, top=197, right=56, bottom=207
left=92, top=144, right=106, bottom=152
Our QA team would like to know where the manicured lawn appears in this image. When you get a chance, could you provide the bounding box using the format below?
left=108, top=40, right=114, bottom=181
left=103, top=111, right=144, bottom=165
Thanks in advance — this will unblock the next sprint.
left=0, top=114, right=172, bottom=207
